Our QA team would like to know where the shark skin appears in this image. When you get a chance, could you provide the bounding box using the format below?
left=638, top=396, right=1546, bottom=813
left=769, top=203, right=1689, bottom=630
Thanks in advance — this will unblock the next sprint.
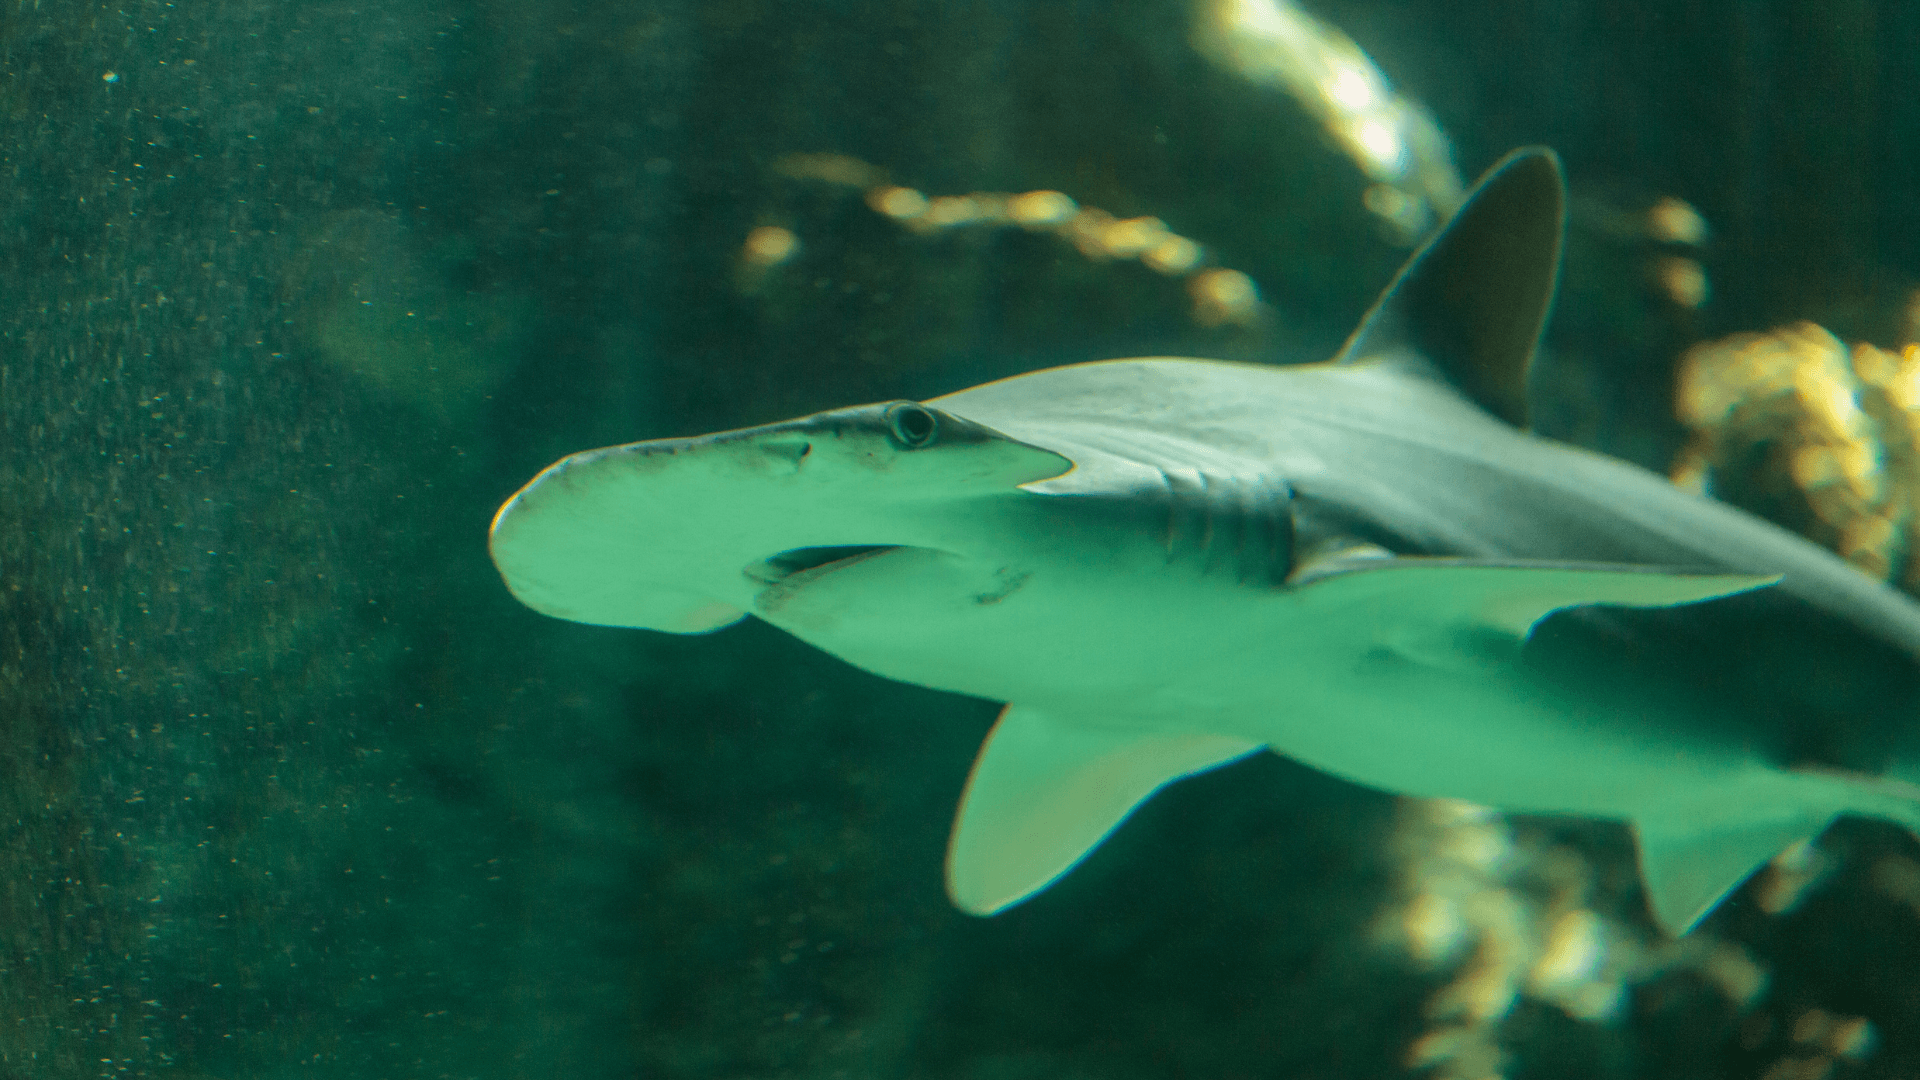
left=490, top=149, right=1920, bottom=935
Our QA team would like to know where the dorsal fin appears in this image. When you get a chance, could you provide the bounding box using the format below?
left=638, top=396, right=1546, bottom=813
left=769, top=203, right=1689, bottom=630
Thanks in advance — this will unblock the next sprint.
left=1336, top=147, right=1565, bottom=429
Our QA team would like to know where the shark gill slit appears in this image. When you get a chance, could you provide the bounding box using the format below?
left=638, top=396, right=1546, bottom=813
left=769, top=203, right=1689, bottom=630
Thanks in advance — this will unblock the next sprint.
left=1234, top=476, right=1258, bottom=582
left=1197, top=471, right=1218, bottom=574
left=1267, top=479, right=1294, bottom=587
left=1210, top=474, right=1244, bottom=580
left=1157, top=466, right=1179, bottom=561
left=1156, top=468, right=1281, bottom=581
left=1226, top=476, right=1253, bottom=584
left=1227, top=473, right=1277, bottom=584
left=1254, top=478, right=1281, bottom=586
left=1162, top=467, right=1207, bottom=569
left=1220, top=475, right=1286, bottom=587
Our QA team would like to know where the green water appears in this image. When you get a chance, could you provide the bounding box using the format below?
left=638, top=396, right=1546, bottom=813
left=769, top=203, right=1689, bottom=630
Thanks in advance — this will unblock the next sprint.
left=3, top=1, right=1917, bottom=1076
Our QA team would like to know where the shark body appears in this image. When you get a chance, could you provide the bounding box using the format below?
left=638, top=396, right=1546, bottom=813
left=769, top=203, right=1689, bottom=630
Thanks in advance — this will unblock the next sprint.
left=490, top=150, right=1920, bottom=934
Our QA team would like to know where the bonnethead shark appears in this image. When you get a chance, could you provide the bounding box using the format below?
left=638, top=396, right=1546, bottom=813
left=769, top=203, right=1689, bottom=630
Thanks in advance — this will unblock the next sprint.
left=490, top=149, right=1920, bottom=934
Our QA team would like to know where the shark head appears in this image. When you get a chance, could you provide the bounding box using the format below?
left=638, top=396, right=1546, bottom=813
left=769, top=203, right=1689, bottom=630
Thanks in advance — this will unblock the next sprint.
left=488, top=401, right=1072, bottom=634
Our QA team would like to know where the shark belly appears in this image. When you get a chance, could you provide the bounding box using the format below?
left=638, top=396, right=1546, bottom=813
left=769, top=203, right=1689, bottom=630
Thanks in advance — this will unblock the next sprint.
left=751, top=471, right=1297, bottom=707
left=1164, top=633, right=1778, bottom=823
left=755, top=548, right=1287, bottom=710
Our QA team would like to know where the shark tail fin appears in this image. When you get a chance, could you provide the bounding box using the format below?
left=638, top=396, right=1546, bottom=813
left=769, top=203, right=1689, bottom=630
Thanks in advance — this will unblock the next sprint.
left=945, top=704, right=1260, bottom=915
left=1336, top=147, right=1564, bottom=430
left=1633, top=766, right=1920, bottom=935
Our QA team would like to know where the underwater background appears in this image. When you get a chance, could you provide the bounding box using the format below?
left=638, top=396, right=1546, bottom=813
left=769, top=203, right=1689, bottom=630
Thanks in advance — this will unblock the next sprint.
left=3, top=0, right=1919, bottom=1076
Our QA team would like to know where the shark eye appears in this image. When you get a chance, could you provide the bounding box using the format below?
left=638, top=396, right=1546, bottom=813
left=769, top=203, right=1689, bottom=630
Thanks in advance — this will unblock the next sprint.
left=887, top=403, right=939, bottom=449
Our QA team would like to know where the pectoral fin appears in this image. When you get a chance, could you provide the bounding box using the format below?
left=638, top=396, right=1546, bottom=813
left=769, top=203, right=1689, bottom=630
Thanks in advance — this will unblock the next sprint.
left=1632, top=815, right=1831, bottom=935
left=946, top=704, right=1260, bottom=915
left=1293, top=557, right=1778, bottom=637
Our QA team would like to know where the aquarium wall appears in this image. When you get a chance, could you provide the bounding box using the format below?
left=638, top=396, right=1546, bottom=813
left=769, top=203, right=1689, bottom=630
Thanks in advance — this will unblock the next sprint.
left=2, top=0, right=1918, bottom=1076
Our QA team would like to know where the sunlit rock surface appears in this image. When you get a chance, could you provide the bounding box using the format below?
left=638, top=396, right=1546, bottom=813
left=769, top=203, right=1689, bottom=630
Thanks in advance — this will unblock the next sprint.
left=1675, top=322, right=1920, bottom=588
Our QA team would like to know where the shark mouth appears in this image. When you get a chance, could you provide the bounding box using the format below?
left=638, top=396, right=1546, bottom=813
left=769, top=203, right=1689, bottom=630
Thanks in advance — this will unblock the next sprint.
left=744, top=545, right=901, bottom=586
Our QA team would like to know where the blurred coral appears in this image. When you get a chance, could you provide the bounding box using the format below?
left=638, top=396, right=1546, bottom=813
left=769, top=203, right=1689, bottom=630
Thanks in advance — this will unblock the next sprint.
left=764, top=152, right=1265, bottom=328
left=1190, top=0, right=1461, bottom=241
left=1674, top=322, right=1920, bottom=589
left=1375, top=799, right=1785, bottom=1079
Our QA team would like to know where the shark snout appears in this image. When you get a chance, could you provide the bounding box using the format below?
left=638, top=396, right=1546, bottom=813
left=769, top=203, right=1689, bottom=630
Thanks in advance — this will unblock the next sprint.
left=490, top=402, right=1067, bottom=633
